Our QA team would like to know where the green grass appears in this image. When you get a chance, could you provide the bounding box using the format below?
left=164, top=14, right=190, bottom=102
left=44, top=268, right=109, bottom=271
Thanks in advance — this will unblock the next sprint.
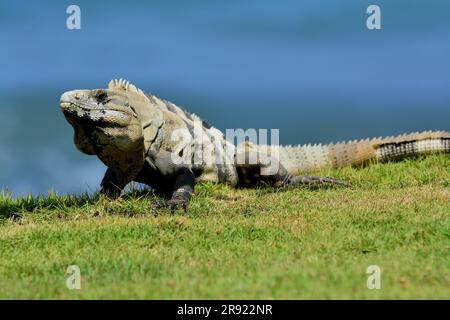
left=0, top=154, right=449, bottom=299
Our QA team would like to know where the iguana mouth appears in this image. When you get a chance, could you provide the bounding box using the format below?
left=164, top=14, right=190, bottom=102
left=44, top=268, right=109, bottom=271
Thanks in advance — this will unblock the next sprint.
left=60, top=101, right=133, bottom=127
left=60, top=100, right=131, bottom=114
left=60, top=101, right=97, bottom=111
left=60, top=90, right=133, bottom=114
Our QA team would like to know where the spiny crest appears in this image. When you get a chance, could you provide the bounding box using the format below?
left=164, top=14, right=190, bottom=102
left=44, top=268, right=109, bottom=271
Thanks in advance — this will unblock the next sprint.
left=108, top=78, right=147, bottom=98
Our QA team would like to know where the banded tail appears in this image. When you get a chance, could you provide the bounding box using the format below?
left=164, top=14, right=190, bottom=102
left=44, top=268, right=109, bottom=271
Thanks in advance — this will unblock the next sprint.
left=274, top=130, right=450, bottom=174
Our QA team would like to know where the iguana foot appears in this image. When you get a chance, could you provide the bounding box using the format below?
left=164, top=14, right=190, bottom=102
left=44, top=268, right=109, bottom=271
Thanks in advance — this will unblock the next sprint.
left=100, top=168, right=125, bottom=199
left=152, top=198, right=188, bottom=213
left=100, top=186, right=122, bottom=199
left=283, top=175, right=351, bottom=187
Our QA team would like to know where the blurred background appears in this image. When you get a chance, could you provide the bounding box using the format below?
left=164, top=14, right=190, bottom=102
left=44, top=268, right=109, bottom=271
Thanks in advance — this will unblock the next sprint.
left=1, top=0, right=449, bottom=197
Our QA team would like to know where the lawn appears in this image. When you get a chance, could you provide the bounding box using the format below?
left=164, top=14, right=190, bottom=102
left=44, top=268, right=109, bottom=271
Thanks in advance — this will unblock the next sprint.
left=0, top=154, right=449, bottom=299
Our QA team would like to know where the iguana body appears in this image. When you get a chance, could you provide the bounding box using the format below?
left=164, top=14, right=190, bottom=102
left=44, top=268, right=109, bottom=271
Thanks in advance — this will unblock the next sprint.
left=60, top=79, right=450, bottom=210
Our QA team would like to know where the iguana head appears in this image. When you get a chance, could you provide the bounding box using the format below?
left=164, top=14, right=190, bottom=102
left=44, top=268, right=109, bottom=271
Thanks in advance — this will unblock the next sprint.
left=60, top=79, right=161, bottom=180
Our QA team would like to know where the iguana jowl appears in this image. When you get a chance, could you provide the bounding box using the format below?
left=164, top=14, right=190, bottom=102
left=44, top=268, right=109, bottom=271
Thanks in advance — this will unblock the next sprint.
left=60, top=79, right=450, bottom=211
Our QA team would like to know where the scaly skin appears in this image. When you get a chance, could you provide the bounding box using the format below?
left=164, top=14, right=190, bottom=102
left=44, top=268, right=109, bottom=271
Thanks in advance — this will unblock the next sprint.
left=60, top=79, right=450, bottom=211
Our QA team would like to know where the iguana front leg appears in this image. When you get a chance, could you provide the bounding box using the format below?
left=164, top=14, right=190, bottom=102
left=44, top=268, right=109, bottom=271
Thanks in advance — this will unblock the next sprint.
left=147, top=150, right=195, bottom=213
left=152, top=168, right=195, bottom=212
left=100, top=168, right=128, bottom=198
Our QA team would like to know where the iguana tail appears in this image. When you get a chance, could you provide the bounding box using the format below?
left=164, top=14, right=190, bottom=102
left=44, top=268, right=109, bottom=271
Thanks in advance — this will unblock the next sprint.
left=274, top=130, right=450, bottom=174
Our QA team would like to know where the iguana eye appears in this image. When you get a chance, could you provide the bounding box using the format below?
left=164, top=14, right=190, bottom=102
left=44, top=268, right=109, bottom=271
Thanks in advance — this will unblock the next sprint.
left=95, top=91, right=108, bottom=104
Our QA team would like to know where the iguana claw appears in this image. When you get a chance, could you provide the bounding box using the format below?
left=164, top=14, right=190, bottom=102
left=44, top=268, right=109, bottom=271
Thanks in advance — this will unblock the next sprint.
left=152, top=198, right=188, bottom=213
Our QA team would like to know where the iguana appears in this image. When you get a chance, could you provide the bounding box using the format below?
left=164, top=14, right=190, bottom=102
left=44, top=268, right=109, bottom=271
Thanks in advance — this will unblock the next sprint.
left=60, top=79, right=450, bottom=211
